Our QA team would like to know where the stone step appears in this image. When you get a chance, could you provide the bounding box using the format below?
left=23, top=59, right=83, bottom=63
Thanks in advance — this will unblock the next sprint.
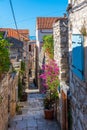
left=28, top=103, right=44, bottom=108
left=25, top=89, right=39, bottom=93
left=18, top=101, right=29, bottom=107
left=28, top=93, right=45, bottom=98
left=9, top=93, right=60, bottom=130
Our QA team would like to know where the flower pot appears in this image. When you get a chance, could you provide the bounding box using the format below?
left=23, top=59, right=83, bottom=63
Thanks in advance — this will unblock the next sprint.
left=44, top=109, right=54, bottom=120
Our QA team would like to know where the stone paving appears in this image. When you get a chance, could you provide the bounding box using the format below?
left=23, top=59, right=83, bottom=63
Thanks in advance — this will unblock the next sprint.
left=8, top=93, right=60, bottom=130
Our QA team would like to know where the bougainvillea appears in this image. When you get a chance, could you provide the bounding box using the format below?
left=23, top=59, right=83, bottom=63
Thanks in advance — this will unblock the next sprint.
left=39, top=60, right=59, bottom=97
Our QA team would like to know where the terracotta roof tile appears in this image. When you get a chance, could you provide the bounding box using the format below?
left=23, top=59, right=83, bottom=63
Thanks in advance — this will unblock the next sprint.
left=37, top=17, right=66, bottom=29
left=0, top=28, right=29, bottom=41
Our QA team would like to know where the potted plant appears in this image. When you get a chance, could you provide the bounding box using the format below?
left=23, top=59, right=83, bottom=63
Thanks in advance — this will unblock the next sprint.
left=44, top=91, right=58, bottom=120
left=39, top=60, right=59, bottom=120
left=16, top=103, right=22, bottom=115
left=44, top=96, right=54, bottom=119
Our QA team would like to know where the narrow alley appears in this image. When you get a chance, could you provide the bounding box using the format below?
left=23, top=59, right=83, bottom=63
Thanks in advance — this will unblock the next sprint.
left=8, top=93, right=60, bottom=130
left=0, top=1, right=87, bottom=130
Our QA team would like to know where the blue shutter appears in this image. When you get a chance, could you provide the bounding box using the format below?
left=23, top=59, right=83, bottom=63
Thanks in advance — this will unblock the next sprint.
left=72, top=34, right=84, bottom=80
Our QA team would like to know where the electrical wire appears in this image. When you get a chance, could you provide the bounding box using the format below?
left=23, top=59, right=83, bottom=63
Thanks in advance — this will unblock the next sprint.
left=9, top=0, right=30, bottom=41
left=3, top=1, right=66, bottom=37
left=9, top=0, right=20, bottom=40
left=9, top=0, right=29, bottom=54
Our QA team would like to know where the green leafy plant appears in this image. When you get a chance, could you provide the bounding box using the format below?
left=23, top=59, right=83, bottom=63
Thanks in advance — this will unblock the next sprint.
left=43, top=35, right=54, bottom=59
left=12, top=66, right=17, bottom=73
left=44, top=97, right=53, bottom=109
left=0, top=95, right=3, bottom=104
left=16, top=103, right=20, bottom=112
left=0, top=32, right=10, bottom=77
left=43, top=90, right=59, bottom=109
left=20, top=61, right=26, bottom=75
left=21, top=61, right=25, bottom=71
left=16, top=103, right=22, bottom=114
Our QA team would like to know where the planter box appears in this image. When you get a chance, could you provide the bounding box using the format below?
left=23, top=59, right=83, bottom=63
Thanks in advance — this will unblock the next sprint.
left=44, top=109, right=54, bottom=120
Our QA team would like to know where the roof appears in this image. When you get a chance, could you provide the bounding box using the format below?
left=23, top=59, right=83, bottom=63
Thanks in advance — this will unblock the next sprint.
left=0, top=28, right=29, bottom=41
left=36, top=17, right=66, bottom=29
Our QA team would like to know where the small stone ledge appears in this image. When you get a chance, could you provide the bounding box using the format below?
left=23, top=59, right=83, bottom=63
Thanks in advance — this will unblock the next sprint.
left=60, top=82, right=69, bottom=96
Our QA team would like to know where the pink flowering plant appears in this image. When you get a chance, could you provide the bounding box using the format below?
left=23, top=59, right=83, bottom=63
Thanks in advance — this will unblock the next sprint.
left=39, top=60, right=60, bottom=109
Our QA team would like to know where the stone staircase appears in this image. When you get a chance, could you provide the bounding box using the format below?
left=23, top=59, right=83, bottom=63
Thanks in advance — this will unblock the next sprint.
left=8, top=93, right=60, bottom=130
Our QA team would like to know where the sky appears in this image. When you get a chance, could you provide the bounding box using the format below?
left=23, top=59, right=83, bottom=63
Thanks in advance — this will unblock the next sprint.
left=0, top=0, right=68, bottom=36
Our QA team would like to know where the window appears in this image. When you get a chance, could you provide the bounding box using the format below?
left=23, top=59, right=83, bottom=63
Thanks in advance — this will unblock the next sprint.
left=29, top=45, right=31, bottom=51
left=72, top=34, right=84, bottom=80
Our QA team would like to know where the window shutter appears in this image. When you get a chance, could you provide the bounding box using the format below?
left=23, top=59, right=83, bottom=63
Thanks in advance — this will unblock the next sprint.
left=72, top=34, right=84, bottom=80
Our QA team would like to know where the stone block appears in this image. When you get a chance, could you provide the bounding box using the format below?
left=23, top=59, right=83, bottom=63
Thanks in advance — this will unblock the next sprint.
left=27, top=119, right=37, bottom=127
left=60, top=58, right=68, bottom=64
left=15, top=120, right=27, bottom=129
left=12, top=115, right=23, bottom=121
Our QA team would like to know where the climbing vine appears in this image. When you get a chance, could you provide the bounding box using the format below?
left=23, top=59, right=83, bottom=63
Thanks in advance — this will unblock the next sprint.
left=43, top=35, right=54, bottom=59
left=19, top=61, right=26, bottom=75
left=21, top=61, right=25, bottom=72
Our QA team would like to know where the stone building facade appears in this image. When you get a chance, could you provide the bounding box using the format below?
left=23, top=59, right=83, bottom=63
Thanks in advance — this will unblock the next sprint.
left=67, top=0, right=87, bottom=130
left=0, top=28, right=29, bottom=62
left=53, top=18, right=69, bottom=130
left=0, top=28, right=29, bottom=89
left=0, top=73, right=18, bottom=130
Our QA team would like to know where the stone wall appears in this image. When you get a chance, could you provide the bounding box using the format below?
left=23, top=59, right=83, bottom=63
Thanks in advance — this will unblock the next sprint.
left=0, top=75, right=8, bottom=130
left=35, top=46, right=39, bottom=87
left=68, top=0, right=87, bottom=130
left=8, top=73, right=18, bottom=117
left=53, top=18, right=69, bottom=130
left=39, top=47, right=45, bottom=69
left=53, top=19, right=69, bottom=83
left=69, top=0, right=86, bottom=7
left=0, top=73, right=18, bottom=130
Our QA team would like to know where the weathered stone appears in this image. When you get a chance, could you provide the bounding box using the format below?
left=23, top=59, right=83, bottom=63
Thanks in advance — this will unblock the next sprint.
left=68, top=0, right=87, bottom=129
left=53, top=18, right=69, bottom=130
left=0, top=73, right=18, bottom=130
left=9, top=93, right=60, bottom=130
